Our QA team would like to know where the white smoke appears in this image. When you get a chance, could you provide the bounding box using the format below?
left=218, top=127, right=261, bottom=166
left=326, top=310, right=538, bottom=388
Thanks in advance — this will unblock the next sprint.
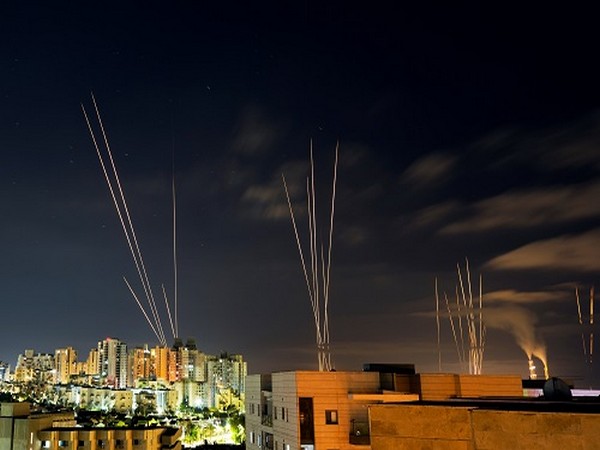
left=484, top=305, right=548, bottom=377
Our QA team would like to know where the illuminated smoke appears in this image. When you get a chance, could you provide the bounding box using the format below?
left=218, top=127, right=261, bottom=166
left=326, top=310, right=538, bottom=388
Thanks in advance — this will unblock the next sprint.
left=485, top=305, right=548, bottom=378
left=534, top=345, right=550, bottom=379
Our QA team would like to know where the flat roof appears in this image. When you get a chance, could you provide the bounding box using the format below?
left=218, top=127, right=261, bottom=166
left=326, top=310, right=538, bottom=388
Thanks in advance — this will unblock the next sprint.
left=380, top=397, right=600, bottom=414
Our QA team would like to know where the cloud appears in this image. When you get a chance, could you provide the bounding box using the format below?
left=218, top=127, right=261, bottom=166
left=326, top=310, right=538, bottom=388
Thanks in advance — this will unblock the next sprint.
left=241, top=184, right=290, bottom=220
left=471, top=112, right=600, bottom=172
left=486, top=229, right=600, bottom=272
left=231, top=106, right=287, bottom=156
left=485, top=289, right=566, bottom=304
left=406, top=200, right=461, bottom=230
left=441, top=181, right=600, bottom=234
left=240, top=161, right=308, bottom=221
left=400, top=152, right=457, bottom=188
left=338, top=225, right=369, bottom=246
left=529, top=114, right=600, bottom=172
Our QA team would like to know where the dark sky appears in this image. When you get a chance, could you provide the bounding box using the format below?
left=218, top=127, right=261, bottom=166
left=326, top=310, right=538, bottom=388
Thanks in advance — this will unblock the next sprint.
left=2, top=3, right=600, bottom=386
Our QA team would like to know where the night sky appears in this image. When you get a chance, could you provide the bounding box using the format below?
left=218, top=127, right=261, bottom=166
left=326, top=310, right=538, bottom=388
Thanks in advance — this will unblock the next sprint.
left=2, top=3, right=600, bottom=386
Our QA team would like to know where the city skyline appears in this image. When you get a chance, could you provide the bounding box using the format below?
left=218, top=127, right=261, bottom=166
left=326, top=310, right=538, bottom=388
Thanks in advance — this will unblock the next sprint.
left=5, top=335, right=246, bottom=397
left=1, top=3, right=600, bottom=386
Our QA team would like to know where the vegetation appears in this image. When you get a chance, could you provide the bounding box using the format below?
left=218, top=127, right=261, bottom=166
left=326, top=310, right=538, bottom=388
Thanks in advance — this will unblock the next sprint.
left=0, top=381, right=245, bottom=447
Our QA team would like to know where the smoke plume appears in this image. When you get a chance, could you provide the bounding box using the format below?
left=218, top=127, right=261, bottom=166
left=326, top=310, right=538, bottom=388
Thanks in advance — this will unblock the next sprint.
left=484, top=305, right=548, bottom=375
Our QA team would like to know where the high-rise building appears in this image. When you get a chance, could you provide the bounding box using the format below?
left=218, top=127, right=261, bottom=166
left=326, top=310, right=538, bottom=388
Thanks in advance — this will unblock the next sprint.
left=151, top=346, right=169, bottom=382
left=13, top=350, right=35, bottom=383
left=167, top=344, right=180, bottom=382
left=130, top=345, right=152, bottom=385
left=97, top=338, right=128, bottom=388
left=173, top=338, right=205, bottom=382
left=14, top=350, right=54, bottom=384
left=206, top=353, right=247, bottom=407
left=86, top=348, right=99, bottom=376
left=0, top=361, right=9, bottom=382
left=54, top=347, right=77, bottom=384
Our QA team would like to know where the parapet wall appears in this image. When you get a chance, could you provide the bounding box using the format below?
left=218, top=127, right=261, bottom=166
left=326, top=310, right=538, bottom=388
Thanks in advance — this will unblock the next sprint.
left=369, top=403, right=600, bottom=450
left=0, top=402, right=31, bottom=417
left=394, top=374, right=523, bottom=400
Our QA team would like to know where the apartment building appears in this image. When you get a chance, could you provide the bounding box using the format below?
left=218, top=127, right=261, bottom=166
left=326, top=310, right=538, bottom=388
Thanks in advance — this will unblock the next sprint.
left=245, top=365, right=529, bottom=450
left=0, top=402, right=181, bottom=450
left=245, top=369, right=418, bottom=450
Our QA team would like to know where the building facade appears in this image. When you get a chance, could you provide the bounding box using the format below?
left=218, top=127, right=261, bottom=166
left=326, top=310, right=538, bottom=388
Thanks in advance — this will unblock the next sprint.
left=245, top=370, right=413, bottom=450
left=245, top=368, right=527, bottom=450
left=98, top=338, right=128, bottom=389
left=0, top=402, right=181, bottom=450
left=369, top=401, right=600, bottom=450
left=14, top=350, right=55, bottom=384
left=4, top=341, right=246, bottom=412
left=54, top=347, right=78, bottom=385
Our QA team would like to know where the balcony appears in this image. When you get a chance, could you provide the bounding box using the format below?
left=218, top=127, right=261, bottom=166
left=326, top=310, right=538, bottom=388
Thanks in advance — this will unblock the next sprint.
left=261, top=414, right=273, bottom=427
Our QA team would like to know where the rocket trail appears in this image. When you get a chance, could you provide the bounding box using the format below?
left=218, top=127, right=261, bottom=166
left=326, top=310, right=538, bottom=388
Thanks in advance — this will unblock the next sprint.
left=90, top=95, right=167, bottom=345
left=83, top=94, right=167, bottom=346
left=282, top=143, right=338, bottom=371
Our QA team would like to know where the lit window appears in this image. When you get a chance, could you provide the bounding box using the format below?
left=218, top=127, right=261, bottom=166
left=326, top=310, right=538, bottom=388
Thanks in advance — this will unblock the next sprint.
left=42, top=442, right=51, bottom=449
left=326, top=409, right=338, bottom=424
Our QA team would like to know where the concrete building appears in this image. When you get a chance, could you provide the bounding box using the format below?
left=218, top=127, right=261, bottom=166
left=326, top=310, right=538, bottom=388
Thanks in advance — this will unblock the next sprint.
left=0, top=402, right=181, bottom=450
left=245, top=369, right=419, bottom=450
left=178, top=339, right=205, bottom=382
left=245, top=364, right=544, bottom=450
left=72, top=386, right=134, bottom=413
left=98, top=338, right=128, bottom=389
left=247, top=365, right=600, bottom=450
left=0, top=361, right=10, bottom=382
left=54, top=347, right=78, bottom=385
left=151, top=346, right=170, bottom=383
left=37, top=426, right=181, bottom=450
left=130, top=345, right=153, bottom=384
left=369, top=400, right=600, bottom=449
left=14, top=350, right=55, bottom=384
left=206, top=353, right=246, bottom=408
left=86, top=348, right=100, bottom=377
left=0, top=402, right=75, bottom=450
left=5, top=341, right=246, bottom=412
